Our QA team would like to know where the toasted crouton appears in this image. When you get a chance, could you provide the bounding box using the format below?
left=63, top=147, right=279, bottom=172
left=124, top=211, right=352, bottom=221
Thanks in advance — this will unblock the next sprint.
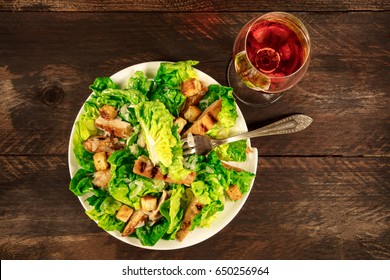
left=183, top=105, right=202, bottom=123
left=181, top=78, right=207, bottom=97
left=141, top=196, right=158, bottom=212
left=93, top=152, right=109, bottom=171
left=122, top=210, right=147, bottom=237
left=173, top=117, right=187, bottom=134
left=95, top=116, right=133, bottom=139
left=100, top=105, right=117, bottom=120
left=183, top=98, right=222, bottom=137
left=92, top=169, right=111, bottom=189
left=116, top=205, right=134, bottom=223
left=226, top=185, right=242, bottom=201
left=176, top=198, right=203, bottom=241
left=133, top=156, right=196, bottom=186
left=180, top=93, right=206, bottom=116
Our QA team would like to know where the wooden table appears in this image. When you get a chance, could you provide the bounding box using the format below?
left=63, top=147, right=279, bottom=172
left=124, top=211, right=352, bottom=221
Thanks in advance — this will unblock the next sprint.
left=1, top=1, right=389, bottom=260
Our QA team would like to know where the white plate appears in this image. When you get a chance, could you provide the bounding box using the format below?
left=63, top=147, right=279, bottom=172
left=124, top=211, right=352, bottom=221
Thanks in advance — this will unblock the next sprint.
left=68, top=61, right=258, bottom=250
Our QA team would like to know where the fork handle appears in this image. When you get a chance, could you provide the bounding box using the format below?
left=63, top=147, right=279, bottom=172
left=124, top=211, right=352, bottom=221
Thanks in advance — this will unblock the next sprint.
left=216, top=114, right=313, bottom=145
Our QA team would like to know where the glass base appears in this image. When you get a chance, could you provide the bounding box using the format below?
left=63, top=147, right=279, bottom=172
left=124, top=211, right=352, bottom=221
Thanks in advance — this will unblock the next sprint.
left=227, top=59, right=285, bottom=107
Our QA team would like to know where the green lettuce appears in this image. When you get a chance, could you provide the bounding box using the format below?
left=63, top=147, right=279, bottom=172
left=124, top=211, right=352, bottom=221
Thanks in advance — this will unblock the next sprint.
left=135, top=218, right=170, bottom=246
left=126, top=70, right=153, bottom=95
left=107, top=149, right=165, bottom=210
left=150, top=60, right=199, bottom=116
left=160, top=185, right=185, bottom=239
left=69, top=168, right=95, bottom=196
left=94, top=88, right=147, bottom=109
left=199, top=85, right=237, bottom=139
left=89, top=77, right=118, bottom=95
left=72, top=101, right=100, bottom=171
left=229, top=168, right=255, bottom=195
left=214, top=140, right=247, bottom=162
left=86, top=195, right=125, bottom=232
left=134, top=101, right=177, bottom=167
left=154, top=60, right=198, bottom=88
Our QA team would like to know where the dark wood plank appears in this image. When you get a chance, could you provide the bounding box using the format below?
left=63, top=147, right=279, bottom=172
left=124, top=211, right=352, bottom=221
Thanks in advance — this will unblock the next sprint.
left=0, top=156, right=388, bottom=259
left=1, top=0, right=389, bottom=12
left=1, top=12, right=389, bottom=156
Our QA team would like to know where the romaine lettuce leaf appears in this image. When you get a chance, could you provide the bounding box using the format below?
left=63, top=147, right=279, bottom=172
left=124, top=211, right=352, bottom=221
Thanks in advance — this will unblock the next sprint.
left=229, top=168, right=255, bottom=195
left=126, top=70, right=153, bottom=95
left=72, top=101, right=100, bottom=171
left=69, top=168, right=95, bottom=196
left=214, top=140, right=247, bottom=162
left=95, top=88, right=147, bottom=109
left=107, top=149, right=165, bottom=209
left=199, top=85, right=237, bottom=139
left=89, top=77, right=118, bottom=95
left=150, top=61, right=199, bottom=116
left=134, top=101, right=176, bottom=167
left=154, top=60, right=198, bottom=88
left=85, top=195, right=125, bottom=232
left=160, top=185, right=185, bottom=238
left=135, top=218, right=170, bottom=246
left=150, top=87, right=186, bottom=117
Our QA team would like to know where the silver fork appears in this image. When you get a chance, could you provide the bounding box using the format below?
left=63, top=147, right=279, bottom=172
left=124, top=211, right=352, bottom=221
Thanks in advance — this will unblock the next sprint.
left=182, top=114, right=313, bottom=156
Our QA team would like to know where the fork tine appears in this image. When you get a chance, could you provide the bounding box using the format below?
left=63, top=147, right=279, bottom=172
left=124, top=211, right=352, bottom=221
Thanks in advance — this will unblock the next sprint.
left=183, top=147, right=196, bottom=157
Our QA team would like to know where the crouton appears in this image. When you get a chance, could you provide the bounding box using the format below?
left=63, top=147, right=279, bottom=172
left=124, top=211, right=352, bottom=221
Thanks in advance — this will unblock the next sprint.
left=183, top=98, right=222, bottom=137
left=141, top=196, right=158, bottom=212
left=173, top=117, right=187, bottom=134
left=93, top=152, right=109, bottom=171
left=116, top=205, right=134, bottom=223
left=95, top=116, right=133, bottom=139
left=180, top=93, right=206, bottom=116
left=133, top=156, right=196, bottom=186
left=100, top=105, right=117, bottom=120
left=122, top=210, right=147, bottom=237
left=183, top=105, right=202, bottom=123
left=181, top=78, right=207, bottom=97
left=176, top=198, right=203, bottom=241
left=92, top=169, right=111, bottom=189
left=226, top=185, right=242, bottom=201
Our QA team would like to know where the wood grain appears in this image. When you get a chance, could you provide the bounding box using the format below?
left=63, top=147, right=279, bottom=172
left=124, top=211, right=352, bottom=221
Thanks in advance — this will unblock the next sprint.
left=1, top=2, right=389, bottom=261
left=0, top=12, right=389, bottom=156
left=0, top=156, right=388, bottom=259
left=1, top=0, right=389, bottom=12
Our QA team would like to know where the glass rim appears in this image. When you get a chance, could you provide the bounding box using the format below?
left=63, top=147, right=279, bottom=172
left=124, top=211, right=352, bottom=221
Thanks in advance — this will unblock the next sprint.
left=244, top=11, right=311, bottom=80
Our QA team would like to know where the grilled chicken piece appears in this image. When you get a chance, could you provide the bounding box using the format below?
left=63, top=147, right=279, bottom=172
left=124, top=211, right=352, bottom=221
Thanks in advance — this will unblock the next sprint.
left=93, top=152, right=109, bottom=171
left=176, top=198, right=203, bottom=241
left=95, top=116, right=133, bottom=139
left=133, top=156, right=196, bottom=186
left=181, top=78, right=207, bottom=97
left=141, top=196, right=158, bottom=212
left=92, top=169, right=111, bottom=189
left=122, top=210, right=147, bottom=237
left=116, top=205, right=134, bottom=223
left=83, top=136, right=124, bottom=154
left=182, top=98, right=222, bottom=137
left=100, top=105, right=118, bottom=120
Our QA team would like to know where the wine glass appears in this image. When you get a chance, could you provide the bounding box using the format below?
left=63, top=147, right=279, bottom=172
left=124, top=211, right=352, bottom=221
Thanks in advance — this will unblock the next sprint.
left=227, top=12, right=311, bottom=106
